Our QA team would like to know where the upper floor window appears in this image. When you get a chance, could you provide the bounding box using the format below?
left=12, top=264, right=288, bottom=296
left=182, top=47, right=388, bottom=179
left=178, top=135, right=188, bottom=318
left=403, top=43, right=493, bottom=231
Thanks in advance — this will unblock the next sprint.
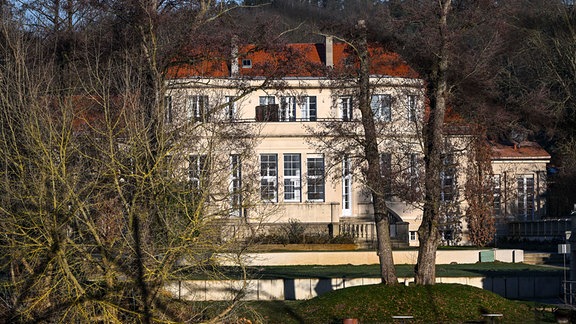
left=256, top=96, right=278, bottom=122
left=259, top=96, right=275, bottom=106
left=280, top=96, right=297, bottom=122
left=284, top=154, right=301, bottom=202
left=340, top=96, right=353, bottom=121
left=307, top=154, right=325, bottom=201
left=408, top=95, right=417, bottom=122
left=371, top=94, right=392, bottom=121
left=187, top=95, right=209, bottom=122
left=226, top=96, right=237, bottom=121
left=164, top=96, right=173, bottom=124
left=242, top=59, right=252, bottom=68
left=260, top=154, right=278, bottom=202
left=300, top=96, right=317, bottom=121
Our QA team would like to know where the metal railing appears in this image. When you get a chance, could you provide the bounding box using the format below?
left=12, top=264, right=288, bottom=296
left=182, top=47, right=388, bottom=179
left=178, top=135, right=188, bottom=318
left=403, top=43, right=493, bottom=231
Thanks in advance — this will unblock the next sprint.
left=508, top=218, right=571, bottom=238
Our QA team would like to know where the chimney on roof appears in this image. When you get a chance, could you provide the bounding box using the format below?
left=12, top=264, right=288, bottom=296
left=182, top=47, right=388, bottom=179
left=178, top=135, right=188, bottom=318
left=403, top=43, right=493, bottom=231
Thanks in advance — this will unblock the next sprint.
left=325, top=36, right=333, bottom=68
left=231, top=36, right=239, bottom=77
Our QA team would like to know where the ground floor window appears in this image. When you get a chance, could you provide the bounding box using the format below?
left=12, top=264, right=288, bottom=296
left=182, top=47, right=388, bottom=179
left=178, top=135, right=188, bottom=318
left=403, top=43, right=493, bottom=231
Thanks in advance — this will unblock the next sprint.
left=517, top=174, right=535, bottom=220
left=284, top=153, right=301, bottom=202
left=307, top=154, right=325, bottom=201
left=260, top=154, right=278, bottom=202
left=230, top=154, right=242, bottom=216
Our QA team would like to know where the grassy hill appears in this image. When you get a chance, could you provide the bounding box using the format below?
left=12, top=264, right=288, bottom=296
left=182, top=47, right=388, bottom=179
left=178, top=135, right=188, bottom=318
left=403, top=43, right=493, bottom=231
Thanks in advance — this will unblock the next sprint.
left=239, top=283, right=551, bottom=323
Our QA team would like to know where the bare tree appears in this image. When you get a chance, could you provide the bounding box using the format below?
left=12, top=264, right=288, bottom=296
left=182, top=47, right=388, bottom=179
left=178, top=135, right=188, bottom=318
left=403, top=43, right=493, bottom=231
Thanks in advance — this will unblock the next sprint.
left=0, top=1, right=281, bottom=322
left=309, top=26, right=426, bottom=284
left=465, top=130, right=496, bottom=247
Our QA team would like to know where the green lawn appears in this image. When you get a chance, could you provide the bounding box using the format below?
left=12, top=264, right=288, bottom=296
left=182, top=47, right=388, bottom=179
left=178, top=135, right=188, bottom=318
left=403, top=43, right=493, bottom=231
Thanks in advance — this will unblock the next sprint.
left=211, top=283, right=557, bottom=323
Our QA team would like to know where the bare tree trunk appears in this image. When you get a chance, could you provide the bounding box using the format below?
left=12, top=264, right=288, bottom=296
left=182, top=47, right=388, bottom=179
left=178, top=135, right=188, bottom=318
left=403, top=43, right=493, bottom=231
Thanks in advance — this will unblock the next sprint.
left=356, top=20, right=397, bottom=285
left=415, top=0, right=450, bottom=285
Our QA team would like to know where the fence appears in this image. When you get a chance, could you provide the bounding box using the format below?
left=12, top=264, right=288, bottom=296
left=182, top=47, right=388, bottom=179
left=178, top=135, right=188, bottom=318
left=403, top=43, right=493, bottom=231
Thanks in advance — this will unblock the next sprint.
left=508, top=218, right=571, bottom=239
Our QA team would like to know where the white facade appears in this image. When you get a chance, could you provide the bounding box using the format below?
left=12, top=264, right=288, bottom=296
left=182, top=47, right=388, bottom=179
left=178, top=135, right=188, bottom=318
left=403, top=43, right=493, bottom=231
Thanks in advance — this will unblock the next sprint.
left=165, top=41, right=550, bottom=246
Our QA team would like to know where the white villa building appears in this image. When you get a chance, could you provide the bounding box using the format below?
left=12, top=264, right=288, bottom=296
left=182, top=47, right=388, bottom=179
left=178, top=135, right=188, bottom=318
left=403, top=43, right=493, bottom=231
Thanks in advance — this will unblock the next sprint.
left=165, top=38, right=550, bottom=247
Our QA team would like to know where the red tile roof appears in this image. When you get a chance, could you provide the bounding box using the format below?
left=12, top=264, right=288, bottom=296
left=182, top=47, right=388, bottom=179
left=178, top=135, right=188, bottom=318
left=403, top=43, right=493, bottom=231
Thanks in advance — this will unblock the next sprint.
left=491, top=141, right=551, bottom=160
left=167, top=42, right=418, bottom=79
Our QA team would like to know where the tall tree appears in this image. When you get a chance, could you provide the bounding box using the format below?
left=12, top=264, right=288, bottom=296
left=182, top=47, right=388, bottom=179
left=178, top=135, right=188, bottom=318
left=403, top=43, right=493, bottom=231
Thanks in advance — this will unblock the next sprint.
left=355, top=20, right=398, bottom=284
left=412, top=0, right=450, bottom=285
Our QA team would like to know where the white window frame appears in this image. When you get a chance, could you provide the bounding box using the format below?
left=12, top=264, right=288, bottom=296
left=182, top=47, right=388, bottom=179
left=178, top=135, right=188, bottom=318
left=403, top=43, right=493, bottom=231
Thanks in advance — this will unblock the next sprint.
left=371, top=94, right=392, bottom=121
left=340, top=96, right=353, bottom=121
left=226, top=96, right=237, bottom=121
left=230, top=154, right=242, bottom=216
left=517, top=174, right=535, bottom=220
left=300, top=96, right=317, bottom=121
left=493, top=174, right=502, bottom=217
left=189, top=154, right=208, bottom=196
left=259, top=96, right=275, bottom=106
left=187, top=95, right=209, bottom=121
left=342, top=156, right=352, bottom=216
left=307, top=154, right=325, bottom=201
left=283, top=154, right=301, bottom=202
left=260, top=154, right=278, bottom=202
left=280, top=96, right=297, bottom=122
left=440, top=154, right=457, bottom=202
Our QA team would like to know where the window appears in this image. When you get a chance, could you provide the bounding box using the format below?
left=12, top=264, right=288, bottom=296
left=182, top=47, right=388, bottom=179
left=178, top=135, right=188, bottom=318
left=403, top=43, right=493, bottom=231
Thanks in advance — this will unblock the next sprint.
left=340, top=96, right=353, bottom=121
left=405, top=153, right=419, bottom=199
left=410, top=231, right=417, bottom=241
left=493, top=174, right=502, bottom=216
left=380, top=152, right=392, bottom=195
left=280, top=96, right=297, bottom=122
left=307, top=155, right=325, bottom=201
left=371, top=94, right=392, bottom=121
left=242, top=59, right=252, bottom=68
left=230, top=155, right=242, bottom=216
left=256, top=96, right=278, bottom=122
left=259, top=96, right=275, bottom=106
left=408, top=95, right=417, bottom=122
left=408, top=153, right=418, bottom=185
left=284, top=154, right=301, bottom=202
left=440, top=154, right=457, bottom=202
left=164, top=96, right=173, bottom=123
left=301, top=96, right=317, bottom=121
left=189, top=154, right=209, bottom=197
left=342, top=156, right=352, bottom=216
left=260, top=154, right=278, bottom=202
left=187, top=95, right=209, bottom=122
left=226, top=96, right=237, bottom=121
left=517, top=175, right=535, bottom=220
